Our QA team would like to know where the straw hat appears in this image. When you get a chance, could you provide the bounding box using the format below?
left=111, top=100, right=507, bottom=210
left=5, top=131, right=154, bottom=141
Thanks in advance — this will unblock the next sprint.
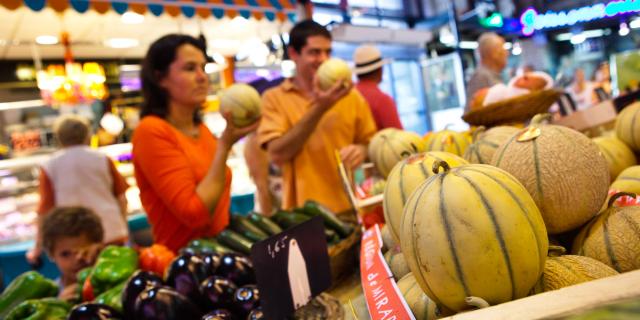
left=352, top=45, right=390, bottom=75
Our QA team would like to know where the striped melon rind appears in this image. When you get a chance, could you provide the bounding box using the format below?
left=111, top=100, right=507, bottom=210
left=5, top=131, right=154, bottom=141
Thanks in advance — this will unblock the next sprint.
left=615, top=101, right=640, bottom=152
left=572, top=203, right=640, bottom=273
left=219, top=84, right=262, bottom=127
left=593, top=136, right=637, bottom=182
left=397, top=273, right=440, bottom=320
left=368, top=129, right=425, bottom=178
left=533, top=254, right=618, bottom=293
left=492, top=123, right=610, bottom=234
left=384, top=250, right=411, bottom=281
left=610, top=165, right=640, bottom=195
left=464, top=126, right=520, bottom=164
left=383, top=151, right=468, bottom=243
left=400, top=163, right=548, bottom=312
left=424, top=129, right=470, bottom=156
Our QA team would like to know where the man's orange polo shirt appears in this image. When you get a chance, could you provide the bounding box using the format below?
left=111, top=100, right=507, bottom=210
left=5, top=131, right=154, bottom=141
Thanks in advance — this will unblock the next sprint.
left=257, top=79, right=377, bottom=213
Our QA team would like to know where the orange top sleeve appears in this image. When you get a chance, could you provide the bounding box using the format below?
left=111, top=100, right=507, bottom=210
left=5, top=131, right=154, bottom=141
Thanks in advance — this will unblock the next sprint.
left=37, top=167, right=55, bottom=215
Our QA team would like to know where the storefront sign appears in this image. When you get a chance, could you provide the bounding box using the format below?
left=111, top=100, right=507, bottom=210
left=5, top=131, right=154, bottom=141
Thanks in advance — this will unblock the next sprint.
left=360, top=224, right=414, bottom=320
left=521, top=0, right=640, bottom=35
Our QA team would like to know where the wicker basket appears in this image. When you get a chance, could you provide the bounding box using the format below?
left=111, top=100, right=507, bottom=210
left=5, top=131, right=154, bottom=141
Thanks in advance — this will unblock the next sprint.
left=327, top=211, right=361, bottom=288
left=462, top=89, right=562, bottom=127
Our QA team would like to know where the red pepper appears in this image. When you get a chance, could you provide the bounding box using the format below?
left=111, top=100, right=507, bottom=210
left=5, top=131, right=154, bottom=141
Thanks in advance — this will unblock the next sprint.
left=82, top=275, right=94, bottom=302
left=139, top=244, right=176, bottom=277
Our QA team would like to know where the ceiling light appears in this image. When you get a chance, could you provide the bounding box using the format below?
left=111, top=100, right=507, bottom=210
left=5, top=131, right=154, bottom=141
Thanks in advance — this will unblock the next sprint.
left=459, top=41, right=479, bottom=50
left=503, top=42, right=512, bottom=50
left=119, top=64, right=141, bottom=72
left=619, top=22, right=630, bottom=36
left=439, top=27, right=455, bottom=46
left=511, top=42, right=522, bottom=55
left=36, top=35, right=58, bottom=45
left=630, top=18, right=640, bottom=29
left=104, top=38, right=139, bottom=49
left=570, top=33, right=586, bottom=45
left=556, top=29, right=605, bottom=41
left=121, top=12, right=144, bottom=24
left=204, top=63, right=222, bottom=74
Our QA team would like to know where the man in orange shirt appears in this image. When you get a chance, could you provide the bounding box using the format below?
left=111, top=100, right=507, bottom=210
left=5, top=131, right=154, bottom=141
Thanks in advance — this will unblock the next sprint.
left=257, top=20, right=377, bottom=214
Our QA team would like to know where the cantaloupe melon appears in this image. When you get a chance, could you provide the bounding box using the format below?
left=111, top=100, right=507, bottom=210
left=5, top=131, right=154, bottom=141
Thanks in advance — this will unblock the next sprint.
left=400, top=161, right=548, bottom=311
left=424, top=129, right=470, bottom=156
left=384, top=250, right=410, bottom=280
left=492, top=114, right=610, bottom=234
left=397, top=273, right=440, bottom=320
left=592, top=136, right=636, bottom=181
left=572, top=192, right=640, bottom=272
left=531, top=246, right=618, bottom=293
left=615, top=101, right=640, bottom=151
left=383, top=152, right=468, bottom=243
left=381, top=224, right=397, bottom=253
left=610, top=165, right=640, bottom=195
left=316, top=58, right=352, bottom=90
left=368, top=129, right=425, bottom=177
left=219, top=83, right=262, bottom=127
left=463, top=126, right=520, bottom=164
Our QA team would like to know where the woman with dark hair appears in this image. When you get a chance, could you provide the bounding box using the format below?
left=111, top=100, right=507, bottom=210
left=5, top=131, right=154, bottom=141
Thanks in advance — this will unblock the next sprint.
left=132, top=34, right=258, bottom=251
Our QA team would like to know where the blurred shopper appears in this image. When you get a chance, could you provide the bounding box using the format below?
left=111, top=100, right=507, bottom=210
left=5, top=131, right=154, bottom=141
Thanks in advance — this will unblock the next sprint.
left=132, top=34, right=257, bottom=252
left=567, top=68, right=597, bottom=110
left=257, top=20, right=377, bottom=213
left=465, top=32, right=508, bottom=112
left=40, top=207, right=104, bottom=300
left=593, top=61, right=612, bottom=100
left=353, top=44, right=403, bottom=130
left=27, top=114, right=128, bottom=265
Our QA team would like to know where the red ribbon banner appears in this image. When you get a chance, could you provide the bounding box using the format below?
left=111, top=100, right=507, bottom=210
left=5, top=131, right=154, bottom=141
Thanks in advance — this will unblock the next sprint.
left=360, top=224, right=415, bottom=320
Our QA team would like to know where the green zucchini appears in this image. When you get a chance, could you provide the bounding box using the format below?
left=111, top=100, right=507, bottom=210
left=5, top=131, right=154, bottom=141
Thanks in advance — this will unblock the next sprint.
left=248, top=213, right=283, bottom=235
left=272, top=210, right=311, bottom=229
left=216, top=230, right=253, bottom=255
left=302, top=200, right=353, bottom=238
left=229, top=215, right=269, bottom=242
left=187, top=238, right=233, bottom=255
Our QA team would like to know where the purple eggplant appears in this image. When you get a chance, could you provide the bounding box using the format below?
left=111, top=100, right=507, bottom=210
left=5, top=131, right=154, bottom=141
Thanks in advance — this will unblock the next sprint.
left=122, top=270, right=164, bottom=319
left=165, top=253, right=209, bottom=303
left=200, top=276, right=237, bottom=310
left=134, top=286, right=202, bottom=320
left=233, top=285, right=260, bottom=316
left=215, top=253, right=255, bottom=286
left=201, top=309, right=234, bottom=320
left=247, top=307, right=265, bottom=320
left=68, top=303, right=123, bottom=320
left=200, top=252, right=221, bottom=276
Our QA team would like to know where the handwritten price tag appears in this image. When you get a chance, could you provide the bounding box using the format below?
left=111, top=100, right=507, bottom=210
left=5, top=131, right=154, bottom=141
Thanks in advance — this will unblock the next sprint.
left=360, top=224, right=414, bottom=320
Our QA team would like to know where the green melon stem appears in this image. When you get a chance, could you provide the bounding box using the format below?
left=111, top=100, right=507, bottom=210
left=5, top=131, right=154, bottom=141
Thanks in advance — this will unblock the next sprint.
left=471, top=126, right=486, bottom=142
left=530, top=113, right=552, bottom=125
left=547, top=245, right=566, bottom=257
left=465, top=296, right=490, bottom=309
left=432, top=159, right=451, bottom=174
left=607, top=192, right=638, bottom=208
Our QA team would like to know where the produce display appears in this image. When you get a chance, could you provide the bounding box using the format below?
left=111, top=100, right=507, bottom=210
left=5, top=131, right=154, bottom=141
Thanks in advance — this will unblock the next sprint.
left=592, top=136, right=637, bottom=181
left=614, top=101, right=640, bottom=151
left=396, top=273, right=439, bottom=320
left=610, top=165, right=640, bottom=195
left=368, top=128, right=425, bottom=177
left=492, top=114, right=610, bottom=234
left=423, top=128, right=470, bottom=156
left=219, top=84, right=262, bottom=128
left=463, top=126, right=519, bottom=164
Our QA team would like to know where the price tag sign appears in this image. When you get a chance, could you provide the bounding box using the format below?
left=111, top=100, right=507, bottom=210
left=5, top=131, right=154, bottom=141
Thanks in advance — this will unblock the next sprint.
left=251, top=216, right=331, bottom=319
left=360, top=224, right=415, bottom=320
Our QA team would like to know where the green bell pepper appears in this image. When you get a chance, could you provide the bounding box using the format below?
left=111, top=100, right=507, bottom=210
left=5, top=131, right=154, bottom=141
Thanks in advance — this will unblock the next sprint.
left=0, top=271, right=59, bottom=319
left=94, top=280, right=126, bottom=312
left=5, top=298, right=71, bottom=320
left=90, top=245, right=138, bottom=296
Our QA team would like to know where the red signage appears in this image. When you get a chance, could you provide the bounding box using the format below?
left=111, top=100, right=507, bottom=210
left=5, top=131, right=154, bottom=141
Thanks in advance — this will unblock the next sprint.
left=360, top=224, right=414, bottom=320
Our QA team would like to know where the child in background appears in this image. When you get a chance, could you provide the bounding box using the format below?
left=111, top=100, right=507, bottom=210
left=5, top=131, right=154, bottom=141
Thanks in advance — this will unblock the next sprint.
left=26, top=114, right=129, bottom=265
left=40, top=206, right=104, bottom=300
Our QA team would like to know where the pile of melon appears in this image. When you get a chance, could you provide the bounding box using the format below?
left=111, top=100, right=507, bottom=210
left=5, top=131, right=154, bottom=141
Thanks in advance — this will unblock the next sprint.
left=377, top=108, right=640, bottom=319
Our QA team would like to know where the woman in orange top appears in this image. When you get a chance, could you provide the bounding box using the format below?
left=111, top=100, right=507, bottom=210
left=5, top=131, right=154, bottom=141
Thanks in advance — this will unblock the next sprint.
left=132, top=34, right=257, bottom=252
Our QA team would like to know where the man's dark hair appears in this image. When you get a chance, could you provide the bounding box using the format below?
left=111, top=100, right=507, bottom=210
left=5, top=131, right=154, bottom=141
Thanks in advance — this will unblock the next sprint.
left=140, top=34, right=207, bottom=123
left=41, top=207, right=104, bottom=255
left=288, top=19, right=332, bottom=53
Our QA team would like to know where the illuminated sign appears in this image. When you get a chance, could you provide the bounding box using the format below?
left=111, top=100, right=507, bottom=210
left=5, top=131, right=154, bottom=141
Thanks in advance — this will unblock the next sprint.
left=520, top=0, right=640, bottom=35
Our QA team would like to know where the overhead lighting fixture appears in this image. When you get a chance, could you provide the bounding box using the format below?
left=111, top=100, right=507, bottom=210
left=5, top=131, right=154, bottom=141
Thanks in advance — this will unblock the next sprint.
left=556, top=29, right=605, bottom=41
left=630, top=18, right=640, bottom=29
left=503, top=42, right=513, bottom=50
left=570, top=33, right=586, bottom=45
left=511, top=42, right=522, bottom=55
left=35, top=35, right=58, bottom=45
left=204, top=63, right=222, bottom=74
left=121, top=12, right=144, bottom=24
left=439, top=26, right=456, bottom=46
left=459, top=41, right=479, bottom=50
left=119, top=64, right=141, bottom=72
left=619, top=22, right=630, bottom=36
left=104, top=38, right=139, bottom=49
